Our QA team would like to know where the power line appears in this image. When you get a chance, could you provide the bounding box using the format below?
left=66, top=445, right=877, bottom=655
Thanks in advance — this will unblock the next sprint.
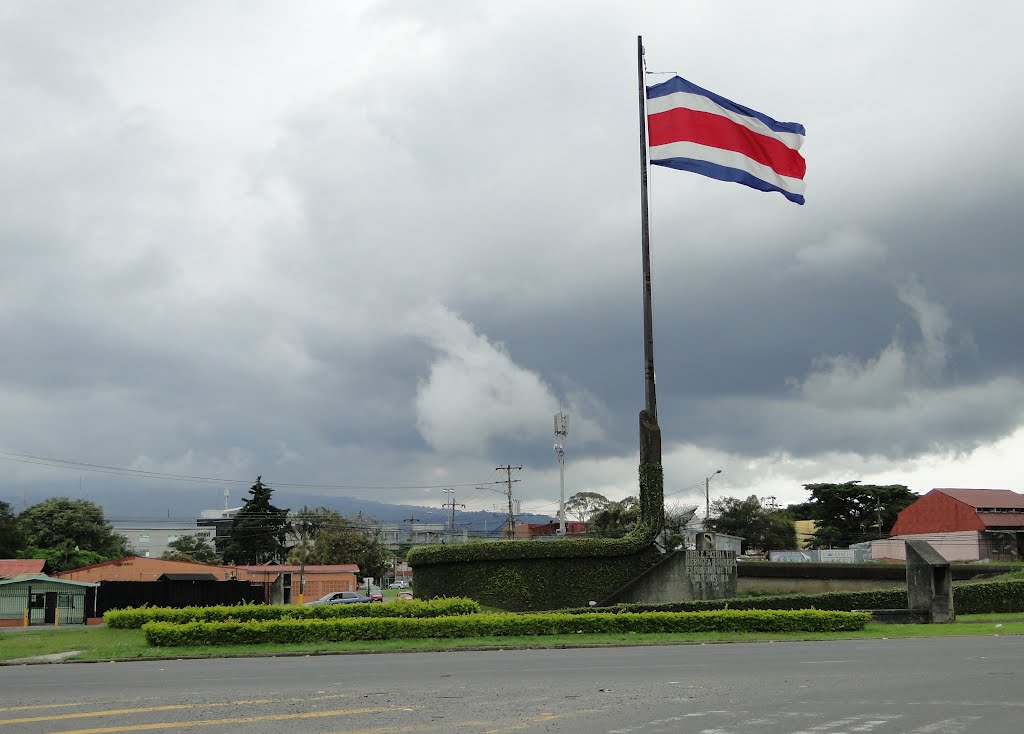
left=0, top=448, right=505, bottom=492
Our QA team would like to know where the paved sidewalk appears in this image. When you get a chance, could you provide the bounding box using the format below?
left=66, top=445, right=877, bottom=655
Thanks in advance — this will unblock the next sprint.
left=3, top=650, right=81, bottom=665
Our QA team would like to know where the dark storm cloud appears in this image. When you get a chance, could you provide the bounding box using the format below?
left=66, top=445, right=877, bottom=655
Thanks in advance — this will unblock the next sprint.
left=1, top=2, right=1022, bottom=514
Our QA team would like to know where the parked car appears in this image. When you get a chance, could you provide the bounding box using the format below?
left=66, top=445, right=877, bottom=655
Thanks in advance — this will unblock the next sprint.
left=388, top=581, right=409, bottom=589
left=395, top=591, right=414, bottom=601
left=304, top=591, right=371, bottom=606
left=368, top=586, right=383, bottom=603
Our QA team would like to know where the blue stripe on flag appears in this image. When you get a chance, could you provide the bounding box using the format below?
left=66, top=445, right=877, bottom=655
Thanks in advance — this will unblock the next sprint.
left=651, top=156, right=805, bottom=205
left=646, top=76, right=805, bottom=137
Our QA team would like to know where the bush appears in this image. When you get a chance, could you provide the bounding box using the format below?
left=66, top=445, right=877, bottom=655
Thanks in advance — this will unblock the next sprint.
left=105, top=597, right=480, bottom=629
left=954, top=580, right=1024, bottom=614
left=142, top=608, right=870, bottom=646
left=548, top=579, right=1024, bottom=616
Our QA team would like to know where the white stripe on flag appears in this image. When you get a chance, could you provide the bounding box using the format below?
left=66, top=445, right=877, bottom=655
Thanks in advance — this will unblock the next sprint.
left=646, top=90, right=805, bottom=152
left=649, top=140, right=806, bottom=196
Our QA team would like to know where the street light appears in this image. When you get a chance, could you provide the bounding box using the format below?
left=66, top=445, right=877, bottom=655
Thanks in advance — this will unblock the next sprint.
left=704, top=469, right=722, bottom=528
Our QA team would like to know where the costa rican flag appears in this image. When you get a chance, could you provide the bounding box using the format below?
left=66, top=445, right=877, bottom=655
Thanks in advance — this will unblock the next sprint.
left=646, top=75, right=806, bottom=204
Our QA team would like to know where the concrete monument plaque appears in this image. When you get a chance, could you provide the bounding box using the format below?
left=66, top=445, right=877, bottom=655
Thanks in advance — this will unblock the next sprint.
left=600, top=548, right=736, bottom=605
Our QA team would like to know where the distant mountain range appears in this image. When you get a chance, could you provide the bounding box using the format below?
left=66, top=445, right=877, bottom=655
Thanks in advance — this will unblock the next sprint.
left=3, top=482, right=556, bottom=536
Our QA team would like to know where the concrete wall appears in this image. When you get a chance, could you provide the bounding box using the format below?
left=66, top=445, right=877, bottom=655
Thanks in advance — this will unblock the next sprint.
left=604, top=550, right=736, bottom=605
left=871, top=532, right=980, bottom=562
left=737, top=576, right=906, bottom=595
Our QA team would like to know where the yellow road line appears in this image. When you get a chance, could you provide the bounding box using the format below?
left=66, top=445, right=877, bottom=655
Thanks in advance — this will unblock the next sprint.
left=0, top=693, right=353, bottom=724
left=43, top=707, right=403, bottom=734
left=480, top=713, right=562, bottom=733
left=0, top=703, right=84, bottom=713
left=329, top=727, right=438, bottom=734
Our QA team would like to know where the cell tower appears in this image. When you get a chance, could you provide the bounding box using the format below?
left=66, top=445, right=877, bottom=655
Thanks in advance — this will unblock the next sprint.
left=554, top=411, right=569, bottom=536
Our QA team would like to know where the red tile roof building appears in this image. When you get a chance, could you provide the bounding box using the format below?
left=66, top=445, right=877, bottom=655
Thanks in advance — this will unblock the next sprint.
left=0, top=559, right=46, bottom=578
left=873, top=488, right=1024, bottom=561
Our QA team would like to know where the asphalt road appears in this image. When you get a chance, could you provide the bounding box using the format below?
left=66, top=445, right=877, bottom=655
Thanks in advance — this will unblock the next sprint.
left=0, top=636, right=1020, bottom=733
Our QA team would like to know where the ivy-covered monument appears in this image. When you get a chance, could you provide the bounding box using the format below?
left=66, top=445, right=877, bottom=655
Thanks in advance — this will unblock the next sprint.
left=409, top=41, right=669, bottom=612
left=408, top=421, right=665, bottom=611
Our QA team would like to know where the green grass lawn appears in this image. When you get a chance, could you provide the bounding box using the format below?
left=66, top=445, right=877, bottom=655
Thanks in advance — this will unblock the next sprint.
left=2, top=613, right=1022, bottom=664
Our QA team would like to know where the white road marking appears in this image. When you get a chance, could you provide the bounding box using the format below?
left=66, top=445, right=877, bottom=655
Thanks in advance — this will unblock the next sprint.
left=793, top=715, right=902, bottom=734
left=902, top=717, right=981, bottom=734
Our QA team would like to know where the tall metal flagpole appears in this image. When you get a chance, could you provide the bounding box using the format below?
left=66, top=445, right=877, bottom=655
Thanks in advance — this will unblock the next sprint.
left=637, top=35, right=661, bottom=467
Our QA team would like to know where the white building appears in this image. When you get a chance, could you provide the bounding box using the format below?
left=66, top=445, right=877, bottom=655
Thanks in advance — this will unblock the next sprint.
left=113, top=522, right=216, bottom=559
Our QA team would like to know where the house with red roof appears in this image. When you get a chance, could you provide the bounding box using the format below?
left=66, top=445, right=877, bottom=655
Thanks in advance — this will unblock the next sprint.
left=234, top=563, right=360, bottom=604
left=0, top=559, right=47, bottom=578
left=57, top=557, right=361, bottom=605
left=871, top=488, right=1024, bottom=561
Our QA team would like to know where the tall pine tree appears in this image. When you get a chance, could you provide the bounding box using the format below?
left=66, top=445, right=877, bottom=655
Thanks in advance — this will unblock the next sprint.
left=221, top=477, right=290, bottom=565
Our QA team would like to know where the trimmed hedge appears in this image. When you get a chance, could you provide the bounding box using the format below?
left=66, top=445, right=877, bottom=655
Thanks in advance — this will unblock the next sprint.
left=142, top=609, right=870, bottom=646
left=105, top=598, right=479, bottom=629
left=954, top=580, right=1024, bottom=614
left=549, top=579, right=1024, bottom=616
left=737, top=562, right=1022, bottom=581
left=409, top=464, right=666, bottom=611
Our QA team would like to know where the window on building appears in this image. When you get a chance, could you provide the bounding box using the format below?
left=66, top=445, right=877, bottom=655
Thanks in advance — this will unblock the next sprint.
left=137, top=534, right=150, bottom=544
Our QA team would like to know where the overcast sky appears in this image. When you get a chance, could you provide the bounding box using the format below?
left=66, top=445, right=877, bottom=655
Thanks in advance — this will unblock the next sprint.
left=1, top=1, right=1022, bottom=522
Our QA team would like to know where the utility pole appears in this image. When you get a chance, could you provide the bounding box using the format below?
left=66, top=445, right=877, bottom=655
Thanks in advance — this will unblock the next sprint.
left=442, top=489, right=454, bottom=542
left=404, top=516, right=420, bottom=546
left=442, top=488, right=465, bottom=543
left=704, top=469, right=722, bottom=529
left=296, top=511, right=307, bottom=605
left=554, top=412, right=569, bottom=536
left=497, top=465, right=522, bottom=539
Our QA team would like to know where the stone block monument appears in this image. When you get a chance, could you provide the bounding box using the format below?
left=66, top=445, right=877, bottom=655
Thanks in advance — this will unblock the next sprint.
left=905, top=538, right=955, bottom=623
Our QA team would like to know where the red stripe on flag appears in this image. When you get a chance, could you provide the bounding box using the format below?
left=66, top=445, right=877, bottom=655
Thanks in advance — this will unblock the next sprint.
left=648, top=107, right=806, bottom=180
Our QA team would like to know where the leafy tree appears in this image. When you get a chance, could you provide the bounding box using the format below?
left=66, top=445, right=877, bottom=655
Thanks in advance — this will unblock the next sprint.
left=564, top=491, right=611, bottom=523
left=588, top=497, right=639, bottom=538
left=0, top=500, right=25, bottom=557
left=801, top=481, right=918, bottom=548
left=783, top=500, right=815, bottom=520
left=162, top=535, right=219, bottom=564
left=705, top=495, right=796, bottom=554
left=286, top=507, right=392, bottom=580
left=220, top=477, right=290, bottom=565
left=16, top=497, right=129, bottom=566
left=18, top=546, right=107, bottom=573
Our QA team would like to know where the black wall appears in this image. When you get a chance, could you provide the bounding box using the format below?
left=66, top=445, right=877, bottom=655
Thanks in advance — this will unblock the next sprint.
left=86, top=580, right=266, bottom=616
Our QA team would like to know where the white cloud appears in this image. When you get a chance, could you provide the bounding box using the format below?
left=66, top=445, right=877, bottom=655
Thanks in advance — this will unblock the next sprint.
left=405, top=303, right=560, bottom=455
left=795, top=278, right=952, bottom=409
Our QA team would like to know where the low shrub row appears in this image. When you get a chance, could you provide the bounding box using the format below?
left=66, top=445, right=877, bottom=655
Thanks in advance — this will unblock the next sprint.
left=954, top=580, right=1024, bottom=614
left=142, top=608, right=870, bottom=646
left=551, top=579, right=1024, bottom=616
left=105, top=597, right=480, bottom=629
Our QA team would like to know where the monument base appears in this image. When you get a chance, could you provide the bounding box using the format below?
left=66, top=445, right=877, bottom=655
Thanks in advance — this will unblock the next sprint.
left=600, top=549, right=737, bottom=605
